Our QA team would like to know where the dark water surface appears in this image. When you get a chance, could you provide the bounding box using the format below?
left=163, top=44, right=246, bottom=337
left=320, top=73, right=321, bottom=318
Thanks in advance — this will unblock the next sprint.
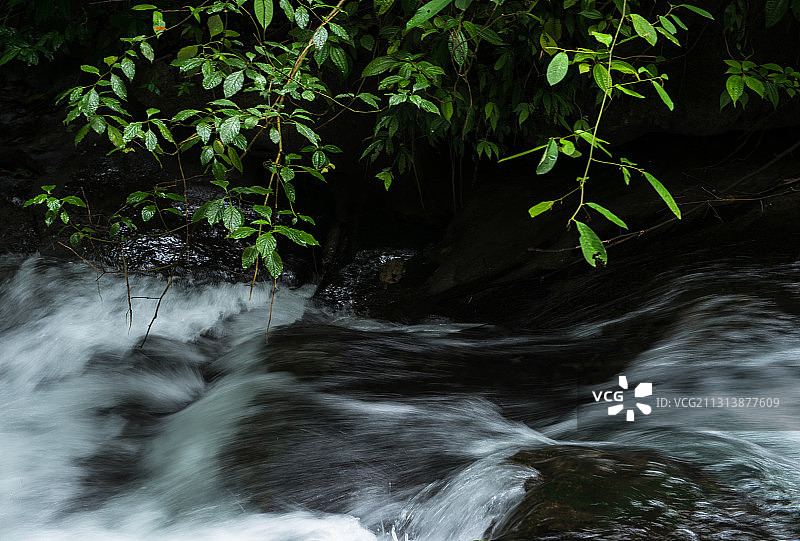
left=1, top=255, right=799, bottom=540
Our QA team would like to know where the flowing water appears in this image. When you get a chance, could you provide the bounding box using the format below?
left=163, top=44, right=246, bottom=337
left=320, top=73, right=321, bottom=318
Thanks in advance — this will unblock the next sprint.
left=1, top=254, right=799, bottom=540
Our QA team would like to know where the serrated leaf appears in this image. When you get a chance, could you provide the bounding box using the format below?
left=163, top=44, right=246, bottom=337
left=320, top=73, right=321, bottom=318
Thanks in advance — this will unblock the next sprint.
left=575, top=220, right=607, bottom=267
left=630, top=13, right=657, bottom=46
left=223, top=70, right=244, bottom=97
left=230, top=226, right=257, bottom=239
left=528, top=200, right=554, bottom=218
left=254, top=0, right=274, bottom=29
left=726, top=74, right=744, bottom=105
left=328, top=22, right=350, bottom=40
left=273, top=225, right=319, bottom=246
left=219, top=116, right=240, bottom=144
left=256, top=232, right=277, bottom=255
left=222, top=205, right=244, bottom=231
left=536, top=139, right=559, bottom=175
left=263, top=250, right=283, bottom=279
left=652, top=81, right=674, bottom=110
left=253, top=204, right=273, bottom=221
left=643, top=172, right=681, bottom=219
left=586, top=202, right=628, bottom=228
left=406, top=0, right=453, bottom=32
left=547, top=51, right=569, bottom=85
left=242, top=245, right=258, bottom=268
left=143, top=130, right=157, bottom=151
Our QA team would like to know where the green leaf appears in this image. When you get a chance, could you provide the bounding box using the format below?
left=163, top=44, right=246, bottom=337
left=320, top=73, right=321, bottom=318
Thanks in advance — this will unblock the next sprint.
left=254, top=0, right=274, bottom=29
left=80, top=64, right=100, bottom=76
left=90, top=115, right=106, bottom=134
left=263, top=250, right=283, bottom=279
left=208, top=14, right=224, bottom=37
left=622, top=167, right=631, bottom=185
left=330, top=47, right=348, bottom=74
left=652, top=81, right=674, bottom=110
left=223, top=70, right=244, bottom=97
left=406, top=0, right=453, bottom=32
left=269, top=127, right=280, bottom=144
left=144, top=130, right=157, bottom=151
left=536, top=139, right=559, bottom=175
left=328, top=22, right=350, bottom=40
left=282, top=180, right=296, bottom=201
left=680, top=4, right=714, bottom=19
left=219, top=116, right=240, bottom=144
left=313, top=27, right=329, bottom=50
left=630, top=14, right=657, bottom=46
left=294, top=122, right=318, bottom=145
left=643, top=172, right=681, bottom=219
left=590, top=30, right=612, bottom=47
left=110, top=74, right=127, bottom=100
left=547, top=52, right=569, bottom=86
left=256, top=232, right=277, bottom=255
left=575, top=220, right=607, bottom=267
left=242, top=245, right=258, bottom=269
left=228, top=146, right=243, bottom=172
left=273, top=225, right=319, bottom=246
left=528, top=200, right=555, bottom=218
left=593, top=63, right=612, bottom=95
left=230, top=226, right=257, bottom=239
left=127, top=190, right=150, bottom=204
left=362, top=56, right=396, bottom=77
left=376, top=169, right=393, bottom=190
left=196, top=122, right=212, bottom=143
left=140, top=41, right=154, bottom=63
left=141, top=204, right=156, bottom=222
left=253, top=204, right=273, bottom=221
left=132, top=4, right=158, bottom=9
left=61, top=196, right=87, bottom=207
left=726, top=75, right=744, bottom=105
left=766, top=0, right=789, bottom=27
left=295, top=6, right=309, bottom=28
left=659, top=15, right=677, bottom=34
left=745, top=76, right=765, bottom=98
left=586, top=202, right=628, bottom=229
left=120, top=57, right=136, bottom=80
left=222, top=205, right=244, bottom=231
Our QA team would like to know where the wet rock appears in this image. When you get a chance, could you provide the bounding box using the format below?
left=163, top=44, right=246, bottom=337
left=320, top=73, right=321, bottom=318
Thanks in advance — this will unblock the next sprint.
left=490, top=446, right=777, bottom=541
left=313, top=248, right=437, bottom=321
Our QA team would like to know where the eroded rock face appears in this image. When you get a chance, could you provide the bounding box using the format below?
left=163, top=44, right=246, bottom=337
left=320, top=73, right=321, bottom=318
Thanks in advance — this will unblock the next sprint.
left=490, top=447, right=776, bottom=541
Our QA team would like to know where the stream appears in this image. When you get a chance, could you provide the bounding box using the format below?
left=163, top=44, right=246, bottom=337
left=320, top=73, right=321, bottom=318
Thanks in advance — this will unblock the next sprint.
left=1, top=254, right=799, bottom=540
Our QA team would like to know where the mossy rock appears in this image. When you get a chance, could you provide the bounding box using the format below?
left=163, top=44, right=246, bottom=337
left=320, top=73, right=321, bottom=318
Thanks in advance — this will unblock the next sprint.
left=490, top=446, right=775, bottom=541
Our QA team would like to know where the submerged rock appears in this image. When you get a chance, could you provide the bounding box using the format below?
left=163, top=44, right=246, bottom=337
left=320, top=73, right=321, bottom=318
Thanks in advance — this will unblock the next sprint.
left=490, top=446, right=778, bottom=541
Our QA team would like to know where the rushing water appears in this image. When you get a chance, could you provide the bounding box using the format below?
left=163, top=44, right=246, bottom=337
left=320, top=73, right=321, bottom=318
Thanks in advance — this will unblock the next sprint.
left=1, top=254, right=799, bottom=540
